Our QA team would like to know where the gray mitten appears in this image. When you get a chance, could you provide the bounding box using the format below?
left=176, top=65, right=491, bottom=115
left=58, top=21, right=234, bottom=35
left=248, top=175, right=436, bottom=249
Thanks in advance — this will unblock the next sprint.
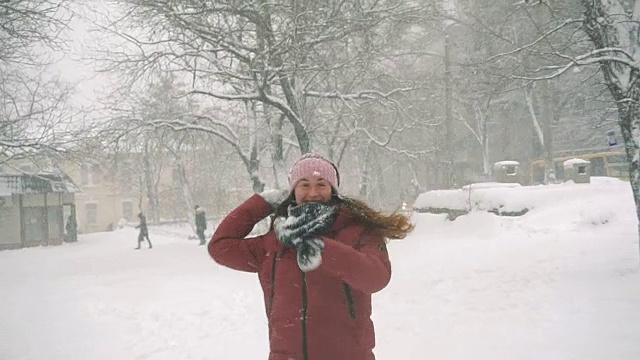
left=258, top=189, right=290, bottom=210
left=273, top=216, right=304, bottom=248
left=297, top=238, right=325, bottom=272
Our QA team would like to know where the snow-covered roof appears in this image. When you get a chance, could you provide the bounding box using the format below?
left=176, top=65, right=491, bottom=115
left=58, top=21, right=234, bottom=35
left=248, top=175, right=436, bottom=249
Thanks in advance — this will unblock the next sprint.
left=493, top=161, right=520, bottom=170
left=563, top=158, right=590, bottom=168
left=461, top=182, right=521, bottom=190
left=0, top=174, right=79, bottom=195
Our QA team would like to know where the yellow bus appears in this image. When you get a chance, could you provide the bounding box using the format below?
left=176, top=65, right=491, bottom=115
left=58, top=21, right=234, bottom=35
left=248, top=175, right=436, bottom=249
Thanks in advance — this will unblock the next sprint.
left=530, top=151, right=628, bottom=184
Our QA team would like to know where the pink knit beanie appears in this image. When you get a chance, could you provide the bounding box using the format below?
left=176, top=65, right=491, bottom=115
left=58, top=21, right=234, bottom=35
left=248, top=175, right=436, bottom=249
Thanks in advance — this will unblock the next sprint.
left=288, top=153, right=340, bottom=192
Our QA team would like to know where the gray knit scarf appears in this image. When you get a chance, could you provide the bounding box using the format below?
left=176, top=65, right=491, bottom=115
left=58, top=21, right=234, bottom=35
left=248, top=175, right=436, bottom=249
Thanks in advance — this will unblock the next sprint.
left=274, top=202, right=338, bottom=247
left=273, top=202, right=339, bottom=272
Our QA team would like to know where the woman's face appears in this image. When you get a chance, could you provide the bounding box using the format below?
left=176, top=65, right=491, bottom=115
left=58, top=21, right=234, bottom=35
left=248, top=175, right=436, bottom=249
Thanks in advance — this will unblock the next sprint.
left=293, top=176, right=333, bottom=205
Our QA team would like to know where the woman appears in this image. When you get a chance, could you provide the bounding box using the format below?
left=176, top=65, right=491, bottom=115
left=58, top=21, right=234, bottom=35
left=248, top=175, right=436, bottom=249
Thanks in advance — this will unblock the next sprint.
left=209, top=153, right=413, bottom=360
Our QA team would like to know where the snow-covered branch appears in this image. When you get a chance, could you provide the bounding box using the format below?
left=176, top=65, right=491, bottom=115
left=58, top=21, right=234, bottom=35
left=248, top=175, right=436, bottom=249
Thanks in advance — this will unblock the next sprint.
left=513, top=48, right=639, bottom=80
left=304, top=87, right=420, bottom=101
left=481, top=18, right=583, bottom=64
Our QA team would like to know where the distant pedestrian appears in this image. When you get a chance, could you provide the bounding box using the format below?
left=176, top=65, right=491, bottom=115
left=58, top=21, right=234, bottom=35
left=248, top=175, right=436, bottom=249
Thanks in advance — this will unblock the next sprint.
left=65, top=214, right=77, bottom=242
left=135, top=212, right=153, bottom=249
left=195, top=205, right=207, bottom=246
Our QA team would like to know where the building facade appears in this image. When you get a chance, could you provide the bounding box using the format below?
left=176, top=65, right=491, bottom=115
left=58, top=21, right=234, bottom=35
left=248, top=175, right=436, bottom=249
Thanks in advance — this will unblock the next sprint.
left=0, top=170, right=77, bottom=250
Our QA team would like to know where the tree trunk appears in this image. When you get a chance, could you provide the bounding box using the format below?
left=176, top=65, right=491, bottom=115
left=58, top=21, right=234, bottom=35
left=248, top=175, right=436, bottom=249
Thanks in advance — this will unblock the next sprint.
left=581, top=0, right=640, bottom=248
left=175, top=159, right=195, bottom=231
left=540, top=80, right=556, bottom=184
left=610, top=83, right=640, bottom=219
left=245, top=100, right=265, bottom=193
left=269, top=112, right=287, bottom=189
left=358, top=145, right=374, bottom=198
left=443, top=31, right=456, bottom=188
left=482, top=130, right=490, bottom=176
left=142, top=146, right=159, bottom=223
left=525, top=82, right=556, bottom=184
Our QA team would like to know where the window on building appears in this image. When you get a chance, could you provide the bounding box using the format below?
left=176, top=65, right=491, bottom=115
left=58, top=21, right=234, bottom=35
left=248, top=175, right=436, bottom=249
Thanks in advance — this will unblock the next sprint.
left=91, top=164, right=101, bottom=185
left=80, top=165, right=90, bottom=185
left=590, top=157, right=606, bottom=176
left=80, top=164, right=101, bottom=186
left=118, top=162, right=133, bottom=188
left=122, top=201, right=133, bottom=221
left=577, top=165, right=587, bottom=175
left=606, top=155, right=627, bottom=164
left=86, top=203, right=98, bottom=224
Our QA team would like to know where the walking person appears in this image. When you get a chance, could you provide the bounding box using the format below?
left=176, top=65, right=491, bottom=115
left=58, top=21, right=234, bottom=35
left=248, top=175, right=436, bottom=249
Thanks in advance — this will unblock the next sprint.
left=209, top=152, right=414, bottom=360
left=195, top=205, right=207, bottom=245
left=135, top=212, right=153, bottom=249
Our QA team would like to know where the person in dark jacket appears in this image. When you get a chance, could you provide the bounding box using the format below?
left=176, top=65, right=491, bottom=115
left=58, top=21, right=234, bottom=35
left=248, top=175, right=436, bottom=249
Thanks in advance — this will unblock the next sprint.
left=135, top=212, right=152, bottom=249
left=65, top=214, right=77, bottom=242
left=194, top=205, right=207, bottom=245
left=209, top=153, right=414, bottom=360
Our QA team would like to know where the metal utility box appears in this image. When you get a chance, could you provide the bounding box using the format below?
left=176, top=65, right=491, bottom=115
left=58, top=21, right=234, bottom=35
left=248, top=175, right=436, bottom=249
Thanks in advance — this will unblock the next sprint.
left=492, top=161, right=521, bottom=183
left=563, top=158, right=591, bottom=183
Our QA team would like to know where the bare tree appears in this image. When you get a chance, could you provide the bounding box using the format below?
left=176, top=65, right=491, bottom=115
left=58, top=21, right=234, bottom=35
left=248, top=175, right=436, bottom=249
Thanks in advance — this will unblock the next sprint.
left=0, top=0, right=68, bottom=64
left=0, top=0, right=78, bottom=166
left=90, top=1, right=430, bottom=191
left=440, top=0, right=610, bottom=186
left=0, top=69, right=77, bottom=166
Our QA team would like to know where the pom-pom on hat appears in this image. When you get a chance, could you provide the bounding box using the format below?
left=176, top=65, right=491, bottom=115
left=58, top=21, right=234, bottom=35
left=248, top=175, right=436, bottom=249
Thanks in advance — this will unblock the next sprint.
left=288, top=153, right=340, bottom=192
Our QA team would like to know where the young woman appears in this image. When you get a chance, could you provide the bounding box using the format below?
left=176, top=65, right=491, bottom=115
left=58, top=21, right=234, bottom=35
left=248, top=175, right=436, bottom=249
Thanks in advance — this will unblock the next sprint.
left=209, top=153, right=413, bottom=360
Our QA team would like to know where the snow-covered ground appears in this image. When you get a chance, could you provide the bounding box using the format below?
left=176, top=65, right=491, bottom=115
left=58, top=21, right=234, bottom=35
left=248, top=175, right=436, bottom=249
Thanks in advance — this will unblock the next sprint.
left=1, top=177, right=640, bottom=360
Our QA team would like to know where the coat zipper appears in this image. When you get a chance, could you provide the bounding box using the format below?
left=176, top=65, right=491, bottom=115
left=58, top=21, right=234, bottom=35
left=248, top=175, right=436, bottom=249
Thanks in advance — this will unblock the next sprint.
left=268, top=252, right=279, bottom=315
left=301, top=272, right=309, bottom=360
left=343, top=283, right=356, bottom=319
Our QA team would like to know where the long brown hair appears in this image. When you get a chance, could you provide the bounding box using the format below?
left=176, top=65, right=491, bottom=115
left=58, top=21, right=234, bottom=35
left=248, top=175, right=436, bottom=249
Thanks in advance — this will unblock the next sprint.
left=272, top=193, right=414, bottom=240
left=339, top=196, right=414, bottom=240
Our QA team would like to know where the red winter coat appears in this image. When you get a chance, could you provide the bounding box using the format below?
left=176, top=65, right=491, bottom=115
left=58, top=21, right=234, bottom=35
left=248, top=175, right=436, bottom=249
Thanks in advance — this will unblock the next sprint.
left=209, top=194, right=391, bottom=360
